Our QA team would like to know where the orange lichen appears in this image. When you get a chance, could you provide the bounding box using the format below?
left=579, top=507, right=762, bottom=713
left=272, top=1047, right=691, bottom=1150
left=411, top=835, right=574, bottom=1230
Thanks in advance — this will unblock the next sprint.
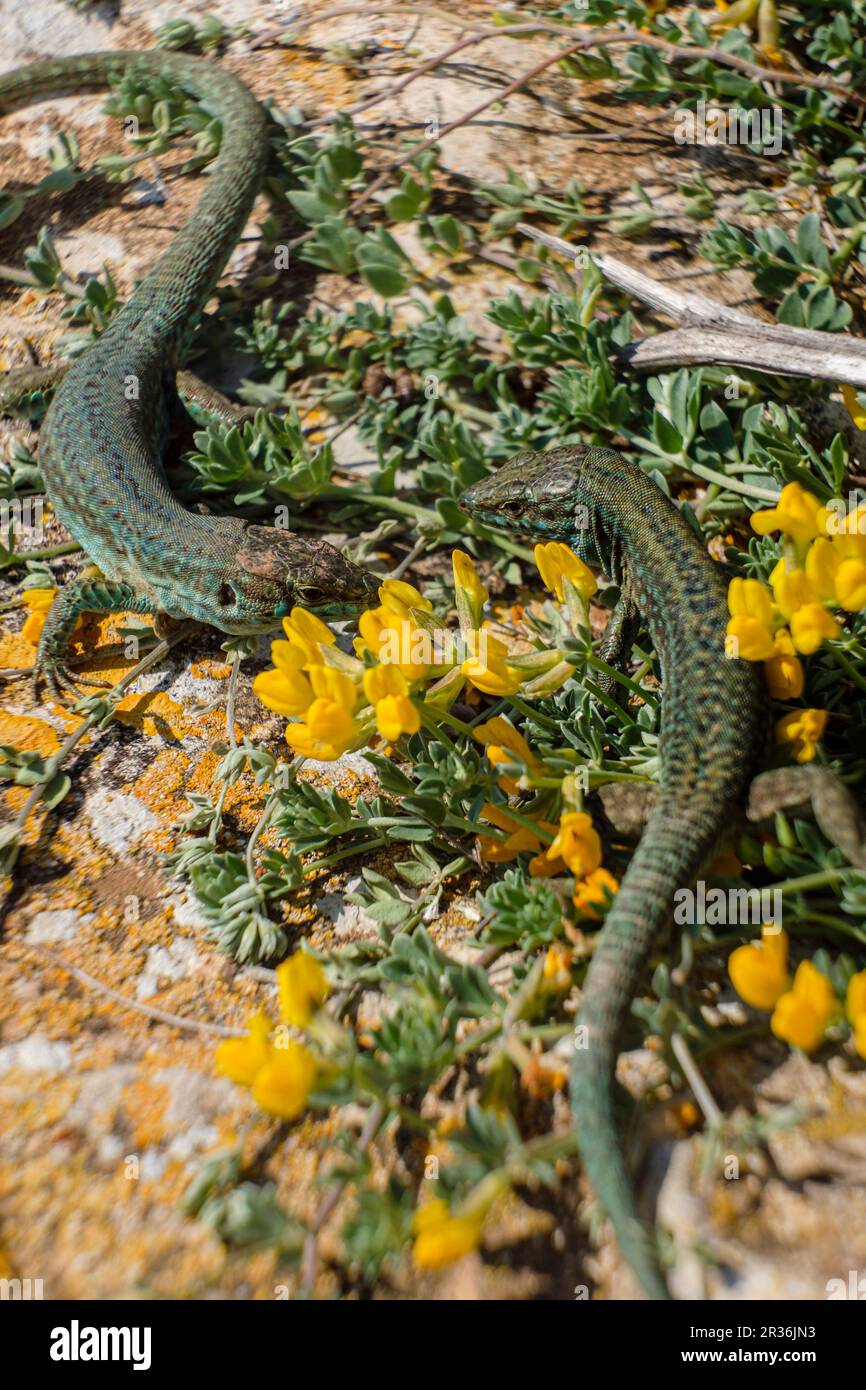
left=189, top=659, right=232, bottom=680
left=0, top=710, right=60, bottom=758
left=119, top=1079, right=171, bottom=1149
left=0, top=631, right=34, bottom=670
left=113, top=690, right=188, bottom=740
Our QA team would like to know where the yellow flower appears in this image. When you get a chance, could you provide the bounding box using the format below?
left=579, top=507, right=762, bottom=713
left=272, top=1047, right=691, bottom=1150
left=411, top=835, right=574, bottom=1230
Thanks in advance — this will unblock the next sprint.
left=542, top=943, right=573, bottom=992
left=728, top=926, right=791, bottom=1011
left=775, top=708, right=827, bottom=763
left=751, top=482, right=830, bottom=545
left=286, top=667, right=359, bottom=760
left=253, top=642, right=315, bottom=717
left=769, top=559, right=816, bottom=616
left=572, top=866, right=619, bottom=920
left=281, top=606, right=336, bottom=664
left=214, top=1011, right=273, bottom=1086
left=378, top=578, right=433, bottom=617
left=830, top=532, right=866, bottom=611
left=756, top=0, right=781, bottom=62
left=545, top=811, right=602, bottom=878
left=854, top=1014, right=866, bottom=1062
left=412, top=1198, right=482, bottom=1270
left=771, top=960, right=838, bottom=1053
left=277, top=951, right=329, bottom=1028
left=790, top=604, right=841, bottom=654
left=804, top=537, right=840, bottom=603
left=286, top=706, right=356, bottom=759
left=711, top=0, right=759, bottom=28
left=534, top=541, right=597, bottom=603
left=452, top=550, right=488, bottom=633
left=764, top=628, right=804, bottom=699
left=357, top=607, right=429, bottom=680
left=286, top=706, right=356, bottom=760
left=477, top=802, right=556, bottom=864
left=310, top=665, right=357, bottom=707
left=474, top=716, right=538, bottom=794
left=834, top=504, right=866, bottom=538
left=725, top=577, right=776, bottom=660
left=20, top=587, right=57, bottom=645
left=363, top=662, right=420, bottom=741
left=834, top=559, right=866, bottom=612
left=251, top=1041, right=318, bottom=1119
left=461, top=630, right=522, bottom=697
left=770, top=560, right=840, bottom=653
left=811, top=519, right=866, bottom=608
left=840, top=383, right=866, bottom=432
left=846, top=970, right=866, bottom=1023
left=528, top=845, right=567, bottom=876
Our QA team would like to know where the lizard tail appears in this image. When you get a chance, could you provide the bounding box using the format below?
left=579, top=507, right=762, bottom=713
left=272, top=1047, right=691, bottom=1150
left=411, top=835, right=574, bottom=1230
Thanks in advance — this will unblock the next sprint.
left=571, top=800, right=717, bottom=1301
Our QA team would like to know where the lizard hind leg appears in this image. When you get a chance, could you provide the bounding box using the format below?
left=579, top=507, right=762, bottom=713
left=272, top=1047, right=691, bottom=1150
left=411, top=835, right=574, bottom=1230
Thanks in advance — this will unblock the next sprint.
left=34, top=578, right=153, bottom=703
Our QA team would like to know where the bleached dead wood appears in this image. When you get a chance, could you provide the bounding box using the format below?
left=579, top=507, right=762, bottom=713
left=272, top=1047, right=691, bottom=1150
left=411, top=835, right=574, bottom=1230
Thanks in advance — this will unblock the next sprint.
left=518, top=222, right=866, bottom=389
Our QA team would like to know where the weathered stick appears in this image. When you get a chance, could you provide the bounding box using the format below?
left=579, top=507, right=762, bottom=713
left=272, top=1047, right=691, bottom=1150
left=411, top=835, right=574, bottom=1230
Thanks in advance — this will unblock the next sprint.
left=518, top=223, right=866, bottom=388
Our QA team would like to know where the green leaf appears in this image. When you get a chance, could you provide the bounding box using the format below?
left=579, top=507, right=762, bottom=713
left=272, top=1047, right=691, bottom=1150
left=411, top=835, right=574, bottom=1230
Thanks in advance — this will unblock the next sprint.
left=651, top=409, right=683, bottom=457
left=795, top=212, right=830, bottom=273
left=287, top=188, right=342, bottom=224
left=40, top=772, right=71, bottom=809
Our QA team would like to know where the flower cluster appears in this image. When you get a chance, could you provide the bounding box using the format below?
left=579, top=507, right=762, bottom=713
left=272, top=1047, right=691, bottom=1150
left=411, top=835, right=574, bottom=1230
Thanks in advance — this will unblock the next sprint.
left=215, top=950, right=329, bottom=1118
left=473, top=769, right=617, bottom=918
left=724, top=481, right=866, bottom=760
left=253, top=550, right=577, bottom=762
left=729, top=926, right=866, bottom=1057
left=252, top=541, right=621, bottom=917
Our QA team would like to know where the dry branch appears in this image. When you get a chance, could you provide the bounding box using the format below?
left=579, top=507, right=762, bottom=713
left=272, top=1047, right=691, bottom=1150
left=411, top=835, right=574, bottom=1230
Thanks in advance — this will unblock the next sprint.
left=519, top=223, right=866, bottom=389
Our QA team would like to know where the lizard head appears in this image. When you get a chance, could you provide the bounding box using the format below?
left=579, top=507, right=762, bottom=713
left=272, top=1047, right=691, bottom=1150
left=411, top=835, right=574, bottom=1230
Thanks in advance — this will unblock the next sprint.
left=461, top=446, right=599, bottom=555
left=217, top=525, right=380, bottom=631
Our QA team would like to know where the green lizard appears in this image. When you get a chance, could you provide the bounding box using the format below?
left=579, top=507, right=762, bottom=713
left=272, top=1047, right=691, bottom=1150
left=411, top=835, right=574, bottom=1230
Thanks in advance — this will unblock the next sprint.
left=0, top=51, right=378, bottom=699
left=462, top=444, right=767, bottom=1300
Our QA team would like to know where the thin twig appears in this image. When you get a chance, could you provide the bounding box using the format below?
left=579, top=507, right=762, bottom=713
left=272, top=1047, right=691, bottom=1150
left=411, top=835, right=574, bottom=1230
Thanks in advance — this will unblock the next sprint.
left=300, top=1100, right=384, bottom=1293
left=671, top=1032, right=723, bottom=1128
left=296, top=7, right=857, bottom=105
left=22, top=942, right=245, bottom=1038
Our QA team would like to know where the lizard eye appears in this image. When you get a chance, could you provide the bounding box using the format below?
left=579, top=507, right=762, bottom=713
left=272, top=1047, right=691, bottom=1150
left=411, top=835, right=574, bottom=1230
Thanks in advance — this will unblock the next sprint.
left=297, top=584, right=326, bottom=606
left=218, top=583, right=235, bottom=607
left=501, top=499, right=523, bottom=517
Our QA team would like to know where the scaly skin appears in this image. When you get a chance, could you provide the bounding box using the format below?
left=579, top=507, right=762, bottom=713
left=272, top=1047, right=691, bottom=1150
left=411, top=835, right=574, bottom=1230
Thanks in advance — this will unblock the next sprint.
left=0, top=52, right=378, bottom=697
left=462, top=445, right=767, bottom=1299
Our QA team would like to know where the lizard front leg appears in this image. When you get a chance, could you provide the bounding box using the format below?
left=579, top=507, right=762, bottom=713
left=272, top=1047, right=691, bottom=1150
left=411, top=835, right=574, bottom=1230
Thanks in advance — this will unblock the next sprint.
left=592, top=579, right=642, bottom=708
left=35, top=578, right=153, bottom=702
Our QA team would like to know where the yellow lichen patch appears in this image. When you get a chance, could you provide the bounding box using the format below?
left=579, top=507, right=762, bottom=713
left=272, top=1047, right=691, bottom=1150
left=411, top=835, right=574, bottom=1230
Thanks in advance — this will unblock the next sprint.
left=186, top=751, right=267, bottom=833
left=189, top=658, right=232, bottom=680
left=0, top=711, right=65, bottom=817
left=113, top=690, right=188, bottom=740
left=0, top=629, right=34, bottom=670
left=0, top=710, right=60, bottom=758
left=125, top=747, right=191, bottom=817
left=186, top=749, right=220, bottom=793
left=64, top=610, right=154, bottom=683
left=119, top=1078, right=170, bottom=1149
